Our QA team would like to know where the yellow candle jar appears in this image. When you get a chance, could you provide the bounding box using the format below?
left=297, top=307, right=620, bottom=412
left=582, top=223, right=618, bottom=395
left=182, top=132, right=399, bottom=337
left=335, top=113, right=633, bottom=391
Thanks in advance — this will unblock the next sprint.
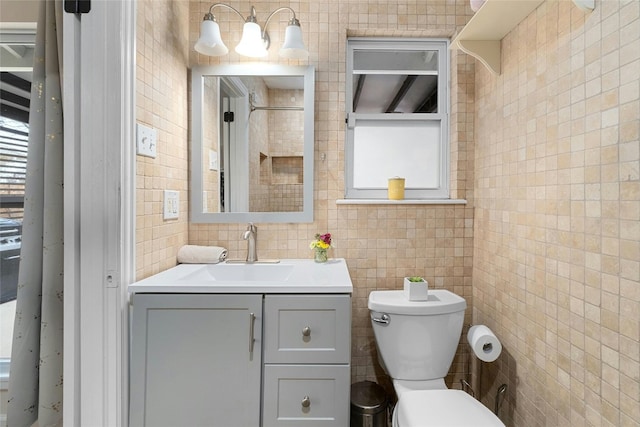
left=388, top=177, right=405, bottom=200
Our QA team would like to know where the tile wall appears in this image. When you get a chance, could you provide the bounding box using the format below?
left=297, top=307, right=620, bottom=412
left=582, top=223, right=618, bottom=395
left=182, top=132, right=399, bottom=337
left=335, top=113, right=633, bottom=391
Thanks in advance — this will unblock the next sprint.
left=473, top=0, right=639, bottom=425
left=136, top=0, right=190, bottom=278
left=203, top=77, right=221, bottom=213
left=135, top=0, right=639, bottom=425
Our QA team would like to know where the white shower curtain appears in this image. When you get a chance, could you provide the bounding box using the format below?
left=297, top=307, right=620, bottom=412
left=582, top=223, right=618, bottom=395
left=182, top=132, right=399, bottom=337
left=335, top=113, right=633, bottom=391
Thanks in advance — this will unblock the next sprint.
left=7, top=1, right=64, bottom=426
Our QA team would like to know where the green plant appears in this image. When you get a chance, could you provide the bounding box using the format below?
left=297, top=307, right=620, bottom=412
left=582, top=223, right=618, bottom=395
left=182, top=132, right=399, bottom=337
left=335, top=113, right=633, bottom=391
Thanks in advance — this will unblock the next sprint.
left=407, top=276, right=425, bottom=282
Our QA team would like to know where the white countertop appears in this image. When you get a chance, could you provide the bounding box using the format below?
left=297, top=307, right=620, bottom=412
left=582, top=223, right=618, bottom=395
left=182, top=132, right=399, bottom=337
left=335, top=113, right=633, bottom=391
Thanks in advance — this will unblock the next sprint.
left=129, top=258, right=353, bottom=294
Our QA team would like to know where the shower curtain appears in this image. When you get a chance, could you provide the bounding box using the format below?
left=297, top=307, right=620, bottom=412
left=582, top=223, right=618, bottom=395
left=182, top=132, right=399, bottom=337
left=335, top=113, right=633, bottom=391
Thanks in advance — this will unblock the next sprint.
left=7, top=1, right=64, bottom=426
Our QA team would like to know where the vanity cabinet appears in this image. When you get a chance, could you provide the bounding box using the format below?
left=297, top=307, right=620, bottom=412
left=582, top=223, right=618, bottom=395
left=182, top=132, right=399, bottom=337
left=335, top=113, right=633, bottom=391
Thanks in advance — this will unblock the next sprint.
left=129, top=294, right=263, bottom=427
left=129, top=293, right=351, bottom=427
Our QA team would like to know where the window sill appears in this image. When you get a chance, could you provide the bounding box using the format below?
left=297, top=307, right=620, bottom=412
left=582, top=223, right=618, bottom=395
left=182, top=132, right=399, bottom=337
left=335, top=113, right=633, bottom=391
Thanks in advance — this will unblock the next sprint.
left=335, top=199, right=467, bottom=206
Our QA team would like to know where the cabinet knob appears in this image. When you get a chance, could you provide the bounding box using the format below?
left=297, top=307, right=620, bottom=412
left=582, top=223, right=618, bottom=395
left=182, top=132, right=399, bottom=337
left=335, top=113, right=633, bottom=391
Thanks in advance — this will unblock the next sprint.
left=301, top=396, right=311, bottom=408
left=302, top=326, right=311, bottom=337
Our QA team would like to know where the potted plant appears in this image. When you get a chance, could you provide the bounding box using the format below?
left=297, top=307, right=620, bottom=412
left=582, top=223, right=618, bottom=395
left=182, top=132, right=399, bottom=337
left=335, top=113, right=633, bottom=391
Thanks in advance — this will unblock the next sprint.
left=404, top=276, right=429, bottom=301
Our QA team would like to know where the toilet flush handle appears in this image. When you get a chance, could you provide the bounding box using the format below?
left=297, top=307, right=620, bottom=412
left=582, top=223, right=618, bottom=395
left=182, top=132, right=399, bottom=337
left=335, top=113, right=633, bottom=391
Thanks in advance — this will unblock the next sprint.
left=371, top=313, right=390, bottom=325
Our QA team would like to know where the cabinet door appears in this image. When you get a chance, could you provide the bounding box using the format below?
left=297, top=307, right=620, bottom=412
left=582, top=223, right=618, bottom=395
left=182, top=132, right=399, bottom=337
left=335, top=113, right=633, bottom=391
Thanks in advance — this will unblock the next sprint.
left=264, top=295, right=351, bottom=364
left=129, top=294, right=262, bottom=427
left=262, top=364, right=350, bottom=427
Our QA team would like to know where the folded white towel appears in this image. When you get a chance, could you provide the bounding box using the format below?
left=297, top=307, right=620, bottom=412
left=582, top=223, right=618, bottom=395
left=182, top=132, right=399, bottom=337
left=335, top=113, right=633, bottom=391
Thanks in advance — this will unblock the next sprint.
left=177, top=245, right=228, bottom=264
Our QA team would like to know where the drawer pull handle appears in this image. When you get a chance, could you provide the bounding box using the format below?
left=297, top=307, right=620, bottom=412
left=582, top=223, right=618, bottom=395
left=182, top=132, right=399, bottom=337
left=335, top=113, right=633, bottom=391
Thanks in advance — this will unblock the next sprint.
left=301, top=396, right=311, bottom=408
left=249, top=312, right=256, bottom=355
left=302, top=326, right=311, bottom=337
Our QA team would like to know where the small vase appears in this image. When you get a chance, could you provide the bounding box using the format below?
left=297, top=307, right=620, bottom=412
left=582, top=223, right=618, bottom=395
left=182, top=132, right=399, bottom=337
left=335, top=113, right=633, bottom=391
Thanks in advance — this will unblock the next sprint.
left=314, top=248, right=328, bottom=263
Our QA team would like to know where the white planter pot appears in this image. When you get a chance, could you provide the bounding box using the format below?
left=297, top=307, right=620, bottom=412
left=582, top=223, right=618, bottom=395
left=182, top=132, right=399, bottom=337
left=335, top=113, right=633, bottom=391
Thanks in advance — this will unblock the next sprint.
left=403, top=277, right=429, bottom=301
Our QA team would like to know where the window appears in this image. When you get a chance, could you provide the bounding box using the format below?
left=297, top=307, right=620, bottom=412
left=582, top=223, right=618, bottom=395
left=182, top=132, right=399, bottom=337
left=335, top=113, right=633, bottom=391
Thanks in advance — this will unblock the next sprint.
left=1, top=28, right=34, bottom=402
left=345, top=38, right=450, bottom=199
left=0, top=115, right=28, bottom=220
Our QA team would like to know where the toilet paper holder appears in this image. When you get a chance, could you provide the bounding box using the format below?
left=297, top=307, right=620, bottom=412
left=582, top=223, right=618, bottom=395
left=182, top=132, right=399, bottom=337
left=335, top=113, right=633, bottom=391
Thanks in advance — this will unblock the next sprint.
left=462, top=324, right=508, bottom=417
left=460, top=379, right=475, bottom=398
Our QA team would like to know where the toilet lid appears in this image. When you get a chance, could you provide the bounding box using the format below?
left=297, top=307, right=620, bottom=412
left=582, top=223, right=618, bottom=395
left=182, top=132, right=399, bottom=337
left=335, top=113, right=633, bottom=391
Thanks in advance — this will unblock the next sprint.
left=368, top=290, right=466, bottom=315
left=397, top=390, right=505, bottom=427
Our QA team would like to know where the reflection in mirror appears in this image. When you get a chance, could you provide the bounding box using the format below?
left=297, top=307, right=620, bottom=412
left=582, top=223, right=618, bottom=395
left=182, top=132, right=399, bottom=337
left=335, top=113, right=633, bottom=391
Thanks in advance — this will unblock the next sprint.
left=191, top=65, right=314, bottom=223
left=204, top=75, right=304, bottom=213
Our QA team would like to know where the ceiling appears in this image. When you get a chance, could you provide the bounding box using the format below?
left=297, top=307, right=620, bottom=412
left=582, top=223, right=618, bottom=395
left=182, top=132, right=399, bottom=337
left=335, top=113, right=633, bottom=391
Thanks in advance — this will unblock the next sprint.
left=0, top=28, right=35, bottom=124
left=353, top=74, right=438, bottom=113
left=351, top=49, right=440, bottom=114
left=1, top=71, right=31, bottom=123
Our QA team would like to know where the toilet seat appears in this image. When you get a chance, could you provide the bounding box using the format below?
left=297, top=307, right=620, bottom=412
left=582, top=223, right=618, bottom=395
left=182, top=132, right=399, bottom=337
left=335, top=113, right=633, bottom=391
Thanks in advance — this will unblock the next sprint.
left=395, top=390, right=505, bottom=427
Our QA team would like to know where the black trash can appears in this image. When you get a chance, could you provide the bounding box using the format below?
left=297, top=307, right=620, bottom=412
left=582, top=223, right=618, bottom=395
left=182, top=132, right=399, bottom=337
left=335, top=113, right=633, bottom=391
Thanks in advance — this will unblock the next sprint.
left=350, top=381, right=389, bottom=427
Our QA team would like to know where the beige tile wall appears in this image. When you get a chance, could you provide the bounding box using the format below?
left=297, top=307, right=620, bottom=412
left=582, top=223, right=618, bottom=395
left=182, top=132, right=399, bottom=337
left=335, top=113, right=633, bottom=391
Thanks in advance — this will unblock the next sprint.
left=473, top=0, right=639, bottom=426
left=136, top=0, right=191, bottom=278
left=203, top=77, right=221, bottom=213
left=135, top=0, right=639, bottom=425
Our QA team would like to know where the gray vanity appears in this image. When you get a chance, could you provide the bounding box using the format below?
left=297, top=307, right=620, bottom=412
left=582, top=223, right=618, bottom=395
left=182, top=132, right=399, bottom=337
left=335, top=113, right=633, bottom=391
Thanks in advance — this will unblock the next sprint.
left=128, top=259, right=353, bottom=427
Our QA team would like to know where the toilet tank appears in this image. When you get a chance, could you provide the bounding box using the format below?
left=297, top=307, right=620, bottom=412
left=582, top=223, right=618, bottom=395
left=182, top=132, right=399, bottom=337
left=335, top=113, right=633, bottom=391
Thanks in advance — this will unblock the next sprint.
left=368, top=290, right=466, bottom=381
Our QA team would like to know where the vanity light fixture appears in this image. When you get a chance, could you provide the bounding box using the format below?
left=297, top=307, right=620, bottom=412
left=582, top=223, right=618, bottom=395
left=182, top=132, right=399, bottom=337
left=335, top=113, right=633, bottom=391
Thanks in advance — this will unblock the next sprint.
left=194, top=3, right=309, bottom=59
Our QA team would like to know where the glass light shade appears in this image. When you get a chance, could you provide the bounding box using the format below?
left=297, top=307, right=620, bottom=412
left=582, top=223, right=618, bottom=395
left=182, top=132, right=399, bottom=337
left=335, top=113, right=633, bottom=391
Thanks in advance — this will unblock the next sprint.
left=194, top=19, right=228, bottom=56
left=280, top=24, right=308, bottom=59
left=235, top=22, right=268, bottom=57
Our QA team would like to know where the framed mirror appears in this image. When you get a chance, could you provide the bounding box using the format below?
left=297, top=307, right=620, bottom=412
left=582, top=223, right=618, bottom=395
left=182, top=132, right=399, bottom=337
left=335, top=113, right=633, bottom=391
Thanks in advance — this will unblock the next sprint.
left=191, top=64, right=314, bottom=223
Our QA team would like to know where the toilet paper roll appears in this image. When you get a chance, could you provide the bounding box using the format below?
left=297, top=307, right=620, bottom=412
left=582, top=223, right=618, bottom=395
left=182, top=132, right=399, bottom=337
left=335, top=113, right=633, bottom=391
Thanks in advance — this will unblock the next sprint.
left=467, top=325, right=502, bottom=362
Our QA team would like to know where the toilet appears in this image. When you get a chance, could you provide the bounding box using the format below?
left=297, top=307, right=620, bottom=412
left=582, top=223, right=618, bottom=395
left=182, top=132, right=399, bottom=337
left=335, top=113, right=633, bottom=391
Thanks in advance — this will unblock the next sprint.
left=368, top=289, right=505, bottom=427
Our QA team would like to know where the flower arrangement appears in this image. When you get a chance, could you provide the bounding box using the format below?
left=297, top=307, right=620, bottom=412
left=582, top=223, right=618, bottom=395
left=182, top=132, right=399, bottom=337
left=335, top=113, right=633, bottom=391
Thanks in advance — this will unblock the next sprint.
left=310, top=233, right=331, bottom=250
left=310, top=233, right=331, bottom=262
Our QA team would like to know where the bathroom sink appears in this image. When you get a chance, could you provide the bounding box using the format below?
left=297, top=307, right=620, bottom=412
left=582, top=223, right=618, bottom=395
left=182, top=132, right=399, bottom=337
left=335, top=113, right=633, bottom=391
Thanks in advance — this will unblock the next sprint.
left=182, top=263, right=295, bottom=282
left=129, top=258, right=353, bottom=294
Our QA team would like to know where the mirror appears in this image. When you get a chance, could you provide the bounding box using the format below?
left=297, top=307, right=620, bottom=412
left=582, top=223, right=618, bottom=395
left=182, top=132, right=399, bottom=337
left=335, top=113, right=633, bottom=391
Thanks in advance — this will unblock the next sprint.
left=191, top=64, right=314, bottom=223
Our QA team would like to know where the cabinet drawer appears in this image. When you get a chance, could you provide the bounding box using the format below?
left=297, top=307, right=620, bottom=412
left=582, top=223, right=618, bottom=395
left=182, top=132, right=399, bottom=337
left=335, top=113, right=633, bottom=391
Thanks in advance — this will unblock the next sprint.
left=264, top=295, right=351, bottom=363
left=262, top=364, right=350, bottom=427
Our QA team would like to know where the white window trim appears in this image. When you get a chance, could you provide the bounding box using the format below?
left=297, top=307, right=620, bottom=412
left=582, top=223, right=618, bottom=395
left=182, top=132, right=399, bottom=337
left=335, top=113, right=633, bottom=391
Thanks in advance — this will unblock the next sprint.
left=345, top=38, right=451, bottom=200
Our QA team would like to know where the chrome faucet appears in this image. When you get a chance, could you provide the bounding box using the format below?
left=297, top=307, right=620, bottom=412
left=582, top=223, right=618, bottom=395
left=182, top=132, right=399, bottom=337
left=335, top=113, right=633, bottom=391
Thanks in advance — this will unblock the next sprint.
left=242, top=223, right=258, bottom=263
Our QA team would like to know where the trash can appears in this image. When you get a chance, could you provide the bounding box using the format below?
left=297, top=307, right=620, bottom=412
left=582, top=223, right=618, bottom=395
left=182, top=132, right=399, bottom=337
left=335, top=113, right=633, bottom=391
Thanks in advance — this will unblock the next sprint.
left=350, top=381, right=389, bottom=427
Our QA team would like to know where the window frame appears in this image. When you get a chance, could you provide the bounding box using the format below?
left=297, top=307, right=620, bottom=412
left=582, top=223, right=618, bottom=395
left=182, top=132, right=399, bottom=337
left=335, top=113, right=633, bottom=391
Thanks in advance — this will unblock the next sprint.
left=345, top=38, right=450, bottom=200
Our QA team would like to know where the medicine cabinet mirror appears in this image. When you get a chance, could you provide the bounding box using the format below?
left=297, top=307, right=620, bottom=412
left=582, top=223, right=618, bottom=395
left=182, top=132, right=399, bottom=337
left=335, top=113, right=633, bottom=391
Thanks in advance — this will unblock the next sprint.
left=191, top=64, right=314, bottom=223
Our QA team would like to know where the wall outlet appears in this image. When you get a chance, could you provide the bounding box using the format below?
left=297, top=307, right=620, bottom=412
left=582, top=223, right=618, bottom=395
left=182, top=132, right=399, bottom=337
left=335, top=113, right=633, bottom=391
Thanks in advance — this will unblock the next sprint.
left=163, top=190, right=179, bottom=220
left=136, top=123, right=157, bottom=158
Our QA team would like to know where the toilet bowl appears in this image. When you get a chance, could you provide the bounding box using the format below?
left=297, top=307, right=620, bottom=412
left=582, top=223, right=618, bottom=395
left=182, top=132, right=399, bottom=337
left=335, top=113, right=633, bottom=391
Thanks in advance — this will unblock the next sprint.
left=368, top=289, right=504, bottom=427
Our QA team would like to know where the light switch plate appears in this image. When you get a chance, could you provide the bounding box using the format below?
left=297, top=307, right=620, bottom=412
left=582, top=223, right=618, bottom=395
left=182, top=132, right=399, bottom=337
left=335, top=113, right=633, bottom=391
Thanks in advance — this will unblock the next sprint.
left=163, top=190, right=179, bottom=220
left=136, top=123, right=157, bottom=158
